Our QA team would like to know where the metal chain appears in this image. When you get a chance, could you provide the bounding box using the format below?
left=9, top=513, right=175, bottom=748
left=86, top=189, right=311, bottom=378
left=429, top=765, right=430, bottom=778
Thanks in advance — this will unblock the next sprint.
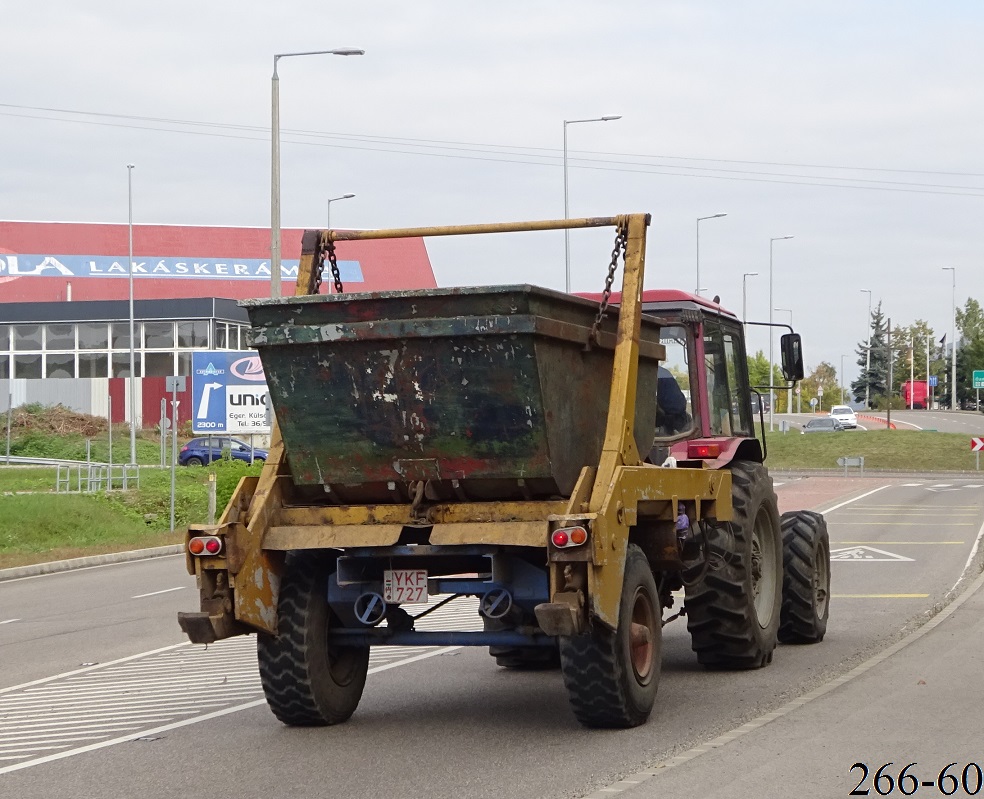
left=586, top=218, right=628, bottom=349
left=313, top=235, right=345, bottom=295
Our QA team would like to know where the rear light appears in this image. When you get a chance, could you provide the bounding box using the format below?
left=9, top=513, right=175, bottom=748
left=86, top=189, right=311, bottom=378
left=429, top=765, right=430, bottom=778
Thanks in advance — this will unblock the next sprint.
left=188, top=536, right=223, bottom=556
left=687, top=442, right=721, bottom=459
left=180, top=445, right=189, bottom=452
left=552, top=526, right=589, bottom=549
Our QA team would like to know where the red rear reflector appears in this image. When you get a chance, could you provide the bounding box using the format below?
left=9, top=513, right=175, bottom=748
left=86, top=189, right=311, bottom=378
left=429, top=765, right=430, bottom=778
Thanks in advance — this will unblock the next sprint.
left=551, top=530, right=570, bottom=548
left=551, top=526, right=589, bottom=549
left=188, top=536, right=223, bottom=556
left=688, top=442, right=721, bottom=459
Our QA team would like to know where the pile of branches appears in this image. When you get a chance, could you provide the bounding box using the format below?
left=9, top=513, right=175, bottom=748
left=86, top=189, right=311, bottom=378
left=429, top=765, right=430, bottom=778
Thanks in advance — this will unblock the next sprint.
left=5, top=403, right=108, bottom=438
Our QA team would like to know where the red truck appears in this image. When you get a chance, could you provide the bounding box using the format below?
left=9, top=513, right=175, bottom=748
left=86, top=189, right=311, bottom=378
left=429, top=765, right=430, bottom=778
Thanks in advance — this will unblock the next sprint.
left=901, top=380, right=929, bottom=409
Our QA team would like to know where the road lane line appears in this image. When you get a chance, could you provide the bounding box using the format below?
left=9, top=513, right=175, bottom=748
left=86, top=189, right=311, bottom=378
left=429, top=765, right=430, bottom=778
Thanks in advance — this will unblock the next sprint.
left=0, top=645, right=460, bottom=775
left=0, top=619, right=19, bottom=625
left=949, top=517, right=984, bottom=596
left=833, top=593, right=929, bottom=598
left=832, top=541, right=964, bottom=545
left=131, top=587, right=184, bottom=599
left=819, top=485, right=891, bottom=514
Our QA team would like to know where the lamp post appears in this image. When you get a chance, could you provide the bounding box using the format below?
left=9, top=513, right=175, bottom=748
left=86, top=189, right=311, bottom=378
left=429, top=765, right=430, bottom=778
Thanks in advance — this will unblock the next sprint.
left=943, top=267, right=956, bottom=410
left=860, top=288, right=872, bottom=409
left=840, top=354, right=846, bottom=404
left=271, top=48, right=364, bottom=299
left=327, top=193, right=355, bottom=230
left=775, top=307, right=793, bottom=413
left=696, top=213, right=727, bottom=296
left=563, top=115, right=621, bottom=293
left=768, top=235, right=794, bottom=430
left=126, top=164, right=137, bottom=466
left=742, top=272, right=758, bottom=326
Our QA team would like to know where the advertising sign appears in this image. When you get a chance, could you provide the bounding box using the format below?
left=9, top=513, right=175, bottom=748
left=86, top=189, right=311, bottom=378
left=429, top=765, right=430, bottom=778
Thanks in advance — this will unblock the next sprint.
left=192, top=351, right=270, bottom=434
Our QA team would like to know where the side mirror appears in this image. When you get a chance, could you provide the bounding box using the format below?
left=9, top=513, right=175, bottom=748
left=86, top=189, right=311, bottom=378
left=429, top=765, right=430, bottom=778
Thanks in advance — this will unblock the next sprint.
left=780, top=333, right=804, bottom=382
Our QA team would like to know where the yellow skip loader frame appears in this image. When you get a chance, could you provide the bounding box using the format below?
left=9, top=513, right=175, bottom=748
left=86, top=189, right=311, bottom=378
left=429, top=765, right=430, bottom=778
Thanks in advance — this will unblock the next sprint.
left=179, top=213, right=731, bottom=645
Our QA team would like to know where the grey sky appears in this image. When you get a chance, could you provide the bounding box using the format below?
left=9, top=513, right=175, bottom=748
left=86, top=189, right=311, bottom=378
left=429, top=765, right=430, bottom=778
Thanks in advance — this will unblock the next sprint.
left=4, top=2, right=984, bottom=388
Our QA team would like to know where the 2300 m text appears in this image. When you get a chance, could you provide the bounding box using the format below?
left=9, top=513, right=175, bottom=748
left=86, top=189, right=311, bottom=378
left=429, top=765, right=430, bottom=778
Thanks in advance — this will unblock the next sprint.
left=851, top=763, right=983, bottom=796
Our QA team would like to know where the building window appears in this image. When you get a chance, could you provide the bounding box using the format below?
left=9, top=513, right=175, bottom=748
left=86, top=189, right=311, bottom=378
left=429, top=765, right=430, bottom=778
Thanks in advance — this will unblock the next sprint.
left=78, top=323, right=110, bottom=350
left=177, top=352, right=192, bottom=376
left=144, top=322, right=174, bottom=349
left=112, top=352, right=141, bottom=378
left=14, top=353, right=42, bottom=379
left=144, top=352, right=175, bottom=377
left=0, top=354, right=8, bottom=379
left=215, top=323, right=228, bottom=349
left=13, top=325, right=42, bottom=351
left=112, top=321, right=139, bottom=350
left=79, top=352, right=109, bottom=378
left=46, top=353, right=76, bottom=379
left=46, top=324, right=75, bottom=350
left=0, top=325, right=10, bottom=351
left=177, top=320, right=209, bottom=348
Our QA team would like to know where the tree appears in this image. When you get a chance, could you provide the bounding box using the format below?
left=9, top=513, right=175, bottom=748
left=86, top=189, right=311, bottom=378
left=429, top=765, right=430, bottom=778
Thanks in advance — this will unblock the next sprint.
left=852, top=301, right=888, bottom=408
left=802, top=362, right=839, bottom=412
left=956, top=298, right=984, bottom=409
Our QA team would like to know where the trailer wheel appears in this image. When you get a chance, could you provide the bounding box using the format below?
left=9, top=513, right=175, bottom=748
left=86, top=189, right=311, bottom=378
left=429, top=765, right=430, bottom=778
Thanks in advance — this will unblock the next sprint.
left=257, top=552, right=369, bottom=726
left=779, top=510, right=830, bottom=643
left=684, top=461, right=782, bottom=668
left=559, top=544, right=661, bottom=728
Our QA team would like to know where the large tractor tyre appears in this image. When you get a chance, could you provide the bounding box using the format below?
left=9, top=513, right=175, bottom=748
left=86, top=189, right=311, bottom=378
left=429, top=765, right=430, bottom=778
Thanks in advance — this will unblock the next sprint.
left=257, top=552, right=370, bottom=726
left=684, top=461, right=783, bottom=669
left=559, top=544, right=662, bottom=728
left=778, top=510, right=831, bottom=644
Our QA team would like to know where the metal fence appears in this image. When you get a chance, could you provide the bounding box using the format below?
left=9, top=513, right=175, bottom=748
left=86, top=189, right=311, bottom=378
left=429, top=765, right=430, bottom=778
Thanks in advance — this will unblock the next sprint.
left=55, top=463, right=141, bottom=493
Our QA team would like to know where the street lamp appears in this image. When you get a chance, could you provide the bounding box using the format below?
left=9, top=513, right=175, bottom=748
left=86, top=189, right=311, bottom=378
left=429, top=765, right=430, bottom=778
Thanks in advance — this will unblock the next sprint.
left=327, top=193, right=355, bottom=229
left=768, top=235, right=794, bottom=430
left=126, top=164, right=137, bottom=466
left=943, top=267, right=956, bottom=410
left=840, top=354, right=846, bottom=404
left=775, top=307, right=793, bottom=413
left=742, top=272, right=758, bottom=326
left=860, top=289, right=872, bottom=409
left=696, top=213, right=727, bottom=296
left=271, top=47, right=364, bottom=299
left=563, top=115, right=621, bottom=292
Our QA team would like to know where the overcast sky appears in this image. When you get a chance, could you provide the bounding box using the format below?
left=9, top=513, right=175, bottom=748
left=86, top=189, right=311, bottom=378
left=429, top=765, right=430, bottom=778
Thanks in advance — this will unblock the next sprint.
left=4, top=2, right=984, bottom=387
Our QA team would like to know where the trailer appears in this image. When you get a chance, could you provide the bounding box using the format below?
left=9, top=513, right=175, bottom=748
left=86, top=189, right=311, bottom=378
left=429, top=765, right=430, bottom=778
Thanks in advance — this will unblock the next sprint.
left=178, top=214, right=830, bottom=728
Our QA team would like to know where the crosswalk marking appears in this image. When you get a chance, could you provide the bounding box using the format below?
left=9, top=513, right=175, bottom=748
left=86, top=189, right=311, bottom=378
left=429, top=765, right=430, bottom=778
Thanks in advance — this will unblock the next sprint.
left=0, top=595, right=482, bottom=773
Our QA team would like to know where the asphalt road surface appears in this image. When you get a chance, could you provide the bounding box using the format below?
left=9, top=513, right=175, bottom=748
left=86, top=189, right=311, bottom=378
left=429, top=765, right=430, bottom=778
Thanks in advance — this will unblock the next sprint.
left=2, top=474, right=982, bottom=798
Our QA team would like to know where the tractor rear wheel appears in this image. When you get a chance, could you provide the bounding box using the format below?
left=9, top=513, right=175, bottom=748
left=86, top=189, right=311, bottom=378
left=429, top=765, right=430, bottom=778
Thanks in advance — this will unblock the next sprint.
left=778, top=510, right=830, bottom=643
left=559, top=544, right=661, bottom=728
left=257, top=552, right=369, bottom=726
left=684, top=461, right=782, bottom=668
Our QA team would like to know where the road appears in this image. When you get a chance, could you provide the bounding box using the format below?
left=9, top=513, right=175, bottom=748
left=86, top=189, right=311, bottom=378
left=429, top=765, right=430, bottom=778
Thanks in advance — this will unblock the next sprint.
left=772, top=409, right=984, bottom=434
left=1, top=475, right=983, bottom=798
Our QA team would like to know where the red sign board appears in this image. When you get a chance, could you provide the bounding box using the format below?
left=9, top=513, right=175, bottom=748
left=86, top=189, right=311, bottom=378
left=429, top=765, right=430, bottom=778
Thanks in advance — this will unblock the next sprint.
left=971, top=437, right=984, bottom=452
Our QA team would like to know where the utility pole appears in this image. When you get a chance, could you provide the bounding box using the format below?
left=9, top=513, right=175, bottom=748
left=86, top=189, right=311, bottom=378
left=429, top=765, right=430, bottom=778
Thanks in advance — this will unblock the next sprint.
left=887, top=318, right=892, bottom=431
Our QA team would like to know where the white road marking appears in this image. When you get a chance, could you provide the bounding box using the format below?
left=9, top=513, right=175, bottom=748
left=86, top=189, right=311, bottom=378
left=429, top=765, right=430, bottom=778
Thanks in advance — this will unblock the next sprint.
left=0, top=596, right=481, bottom=774
left=830, top=546, right=914, bottom=562
left=820, top=484, right=891, bottom=514
left=131, top=587, right=185, bottom=599
left=0, top=619, right=19, bottom=625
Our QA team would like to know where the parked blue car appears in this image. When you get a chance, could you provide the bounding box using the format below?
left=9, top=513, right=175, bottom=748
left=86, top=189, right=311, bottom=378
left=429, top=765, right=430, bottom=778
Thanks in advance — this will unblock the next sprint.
left=178, top=437, right=268, bottom=466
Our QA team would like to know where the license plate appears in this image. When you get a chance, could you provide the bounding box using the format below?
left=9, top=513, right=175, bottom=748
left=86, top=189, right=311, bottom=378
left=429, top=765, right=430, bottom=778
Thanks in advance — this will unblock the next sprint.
left=383, top=569, right=428, bottom=603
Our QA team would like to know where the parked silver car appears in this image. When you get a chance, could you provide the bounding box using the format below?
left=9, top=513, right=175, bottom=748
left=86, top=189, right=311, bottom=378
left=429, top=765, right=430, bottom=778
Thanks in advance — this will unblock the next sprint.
left=802, top=417, right=844, bottom=434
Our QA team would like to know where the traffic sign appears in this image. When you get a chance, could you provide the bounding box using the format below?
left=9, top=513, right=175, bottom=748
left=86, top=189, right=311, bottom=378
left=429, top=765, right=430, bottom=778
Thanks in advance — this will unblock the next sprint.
left=817, top=386, right=824, bottom=396
left=972, top=437, right=984, bottom=452
left=974, top=371, right=984, bottom=389
left=192, top=351, right=271, bottom=434
left=809, top=397, right=818, bottom=408
left=929, top=375, right=938, bottom=388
